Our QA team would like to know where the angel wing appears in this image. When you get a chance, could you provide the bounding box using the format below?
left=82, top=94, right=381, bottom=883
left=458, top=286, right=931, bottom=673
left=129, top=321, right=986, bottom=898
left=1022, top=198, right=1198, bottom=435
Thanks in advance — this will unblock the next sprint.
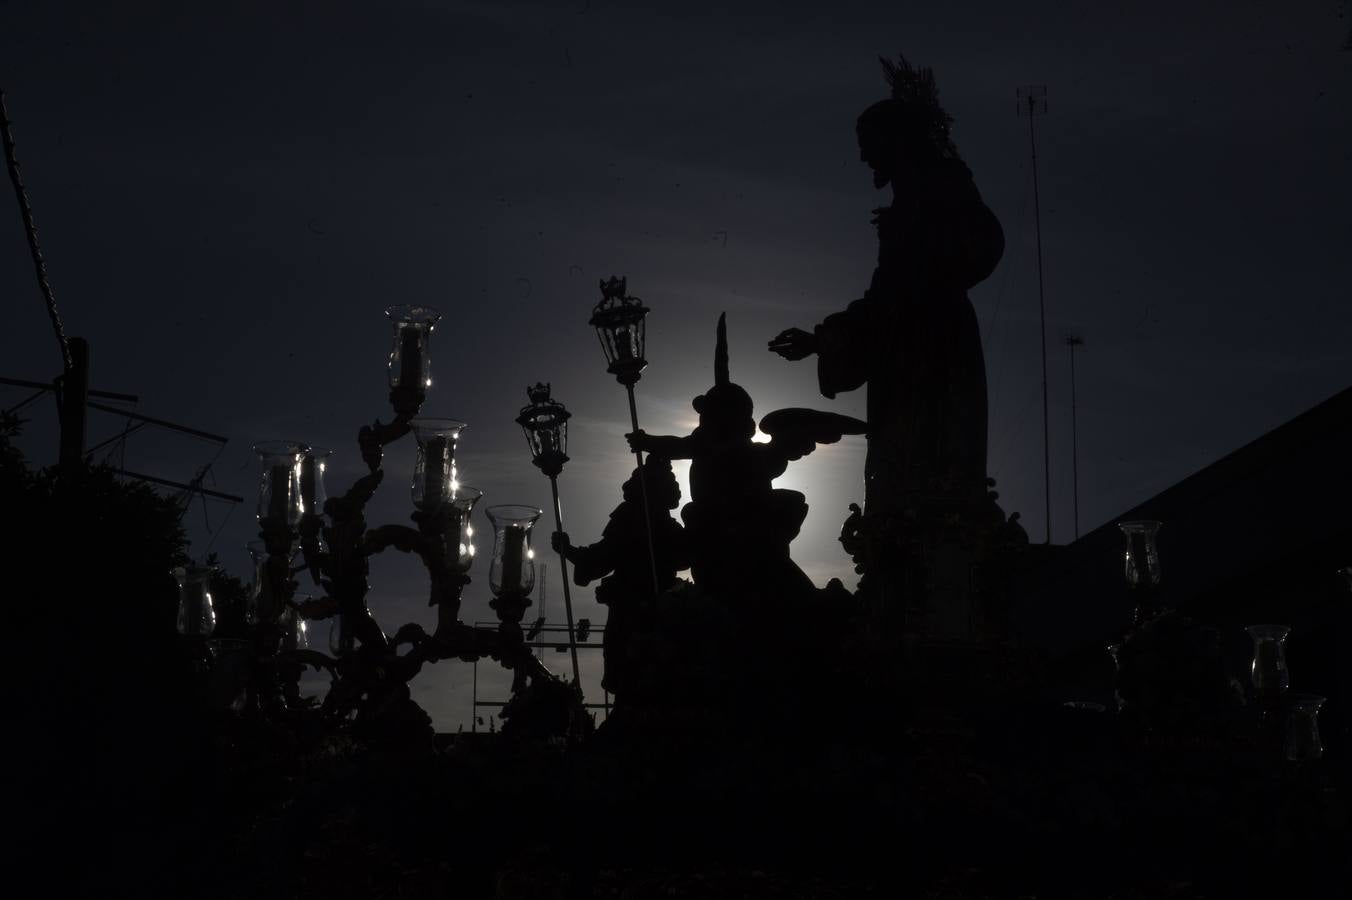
left=758, top=408, right=868, bottom=461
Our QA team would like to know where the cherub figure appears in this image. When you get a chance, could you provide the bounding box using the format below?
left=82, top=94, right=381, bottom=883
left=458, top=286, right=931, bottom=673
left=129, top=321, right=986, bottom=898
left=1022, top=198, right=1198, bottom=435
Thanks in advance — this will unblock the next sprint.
left=552, top=456, right=690, bottom=699
left=628, top=314, right=865, bottom=613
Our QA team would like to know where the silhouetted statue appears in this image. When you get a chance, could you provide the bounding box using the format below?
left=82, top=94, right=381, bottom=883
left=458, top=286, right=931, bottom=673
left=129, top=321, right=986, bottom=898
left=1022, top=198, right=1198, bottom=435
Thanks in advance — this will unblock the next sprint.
left=770, top=55, right=1002, bottom=517
left=630, top=314, right=865, bottom=615
left=769, top=56, right=1013, bottom=639
left=553, top=457, right=690, bottom=699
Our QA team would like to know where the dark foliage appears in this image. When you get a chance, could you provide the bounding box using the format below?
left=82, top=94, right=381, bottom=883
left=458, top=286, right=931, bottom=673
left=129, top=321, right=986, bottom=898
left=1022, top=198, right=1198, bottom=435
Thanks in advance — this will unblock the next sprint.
left=2, top=424, right=212, bottom=892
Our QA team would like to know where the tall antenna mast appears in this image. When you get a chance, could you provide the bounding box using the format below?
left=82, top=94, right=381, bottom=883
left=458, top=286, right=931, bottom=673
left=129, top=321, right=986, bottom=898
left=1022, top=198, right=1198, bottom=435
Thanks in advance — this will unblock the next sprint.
left=1064, top=334, right=1084, bottom=540
left=1017, top=84, right=1051, bottom=545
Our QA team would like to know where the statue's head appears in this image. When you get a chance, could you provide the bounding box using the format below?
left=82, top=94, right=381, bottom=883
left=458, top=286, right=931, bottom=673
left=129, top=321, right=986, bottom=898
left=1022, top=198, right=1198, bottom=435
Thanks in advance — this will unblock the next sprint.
left=692, top=313, right=756, bottom=441
left=623, top=456, right=681, bottom=510
left=856, top=55, right=958, bottom=188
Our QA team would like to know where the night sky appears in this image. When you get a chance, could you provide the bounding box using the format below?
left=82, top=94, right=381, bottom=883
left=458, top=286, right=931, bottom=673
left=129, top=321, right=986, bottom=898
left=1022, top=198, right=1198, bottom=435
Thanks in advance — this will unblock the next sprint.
left=3, top=1, right=1348, bottom=729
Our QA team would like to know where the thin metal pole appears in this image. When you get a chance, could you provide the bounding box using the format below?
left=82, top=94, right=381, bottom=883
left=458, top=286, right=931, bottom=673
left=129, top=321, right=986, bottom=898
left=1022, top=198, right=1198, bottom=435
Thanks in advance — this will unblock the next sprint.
left=625, top=383, right=661, bottom=596
left=58, top=337, right=88, bottom=473
left=548, top=474, right=582, bottom=685
left=1068, top=340, right=1080, bottom=540
left=1028, top=98, right=1051, bottom=545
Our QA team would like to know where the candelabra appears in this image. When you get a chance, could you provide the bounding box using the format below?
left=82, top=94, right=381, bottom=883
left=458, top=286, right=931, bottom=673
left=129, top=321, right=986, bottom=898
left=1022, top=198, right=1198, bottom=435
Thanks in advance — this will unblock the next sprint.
left=190, top=304, right=577, bottom=742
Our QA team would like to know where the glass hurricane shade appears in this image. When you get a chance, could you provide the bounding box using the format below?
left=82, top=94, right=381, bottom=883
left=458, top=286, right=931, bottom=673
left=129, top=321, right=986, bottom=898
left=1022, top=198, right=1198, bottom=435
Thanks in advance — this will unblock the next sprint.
left=1247, top=624, right=1291, bottom=697
left=386, top=305, right=441, bottom=391
left=589, top=283, right=649, bottom=380
left=298, top=448, right=332, bottom=517
left=410, top=418, right=466, bottom=510
left=442, top=485, right=483, bottom=573
left=1285, top=694, right=1325, bottom=761
left=485, top=505, right=542, bottom=597
left=281, top=604, right=309, bottom=651
left=253, top=441, right=309, bottom=525
left=1118, top=520, right=1162, bottom=588
left=173, top=565, right=217, bottom=637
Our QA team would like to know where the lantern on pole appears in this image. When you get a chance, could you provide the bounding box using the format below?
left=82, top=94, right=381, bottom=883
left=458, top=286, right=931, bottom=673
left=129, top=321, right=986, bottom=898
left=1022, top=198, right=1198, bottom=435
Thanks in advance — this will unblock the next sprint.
left=516, top=383, right=580, bottom=684
left=589, top=277, right=660, bottom=594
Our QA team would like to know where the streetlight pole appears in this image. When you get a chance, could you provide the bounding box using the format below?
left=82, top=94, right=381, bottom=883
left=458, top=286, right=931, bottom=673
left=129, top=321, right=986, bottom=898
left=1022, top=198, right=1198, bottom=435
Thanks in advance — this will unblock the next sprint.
left=1065, top=334, right=1084, bottom=540
left=1018, top=84, right=1051, bottom=544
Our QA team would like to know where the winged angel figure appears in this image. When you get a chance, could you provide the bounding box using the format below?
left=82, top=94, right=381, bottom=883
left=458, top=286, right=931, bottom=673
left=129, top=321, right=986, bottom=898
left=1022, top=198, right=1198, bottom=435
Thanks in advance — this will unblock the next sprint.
left=628, top=314, right=865, bottom=612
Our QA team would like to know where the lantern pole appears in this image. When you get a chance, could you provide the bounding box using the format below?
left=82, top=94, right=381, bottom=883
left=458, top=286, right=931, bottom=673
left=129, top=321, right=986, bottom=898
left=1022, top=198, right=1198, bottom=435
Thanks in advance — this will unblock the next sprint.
left=589, top=276, right=661, bottom=599
left=517, top=384, right=582, bottom=685
left=546, top=473, right=581, bottom=685
left=624, top=382, right=661, bottom=597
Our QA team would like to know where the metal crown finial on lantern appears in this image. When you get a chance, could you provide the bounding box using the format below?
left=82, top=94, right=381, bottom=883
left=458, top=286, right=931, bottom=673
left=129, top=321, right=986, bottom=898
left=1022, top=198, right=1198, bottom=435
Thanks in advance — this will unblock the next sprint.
left=516, top=382, right=571, bottom=479
left=589, top=277, right=649, bottom=387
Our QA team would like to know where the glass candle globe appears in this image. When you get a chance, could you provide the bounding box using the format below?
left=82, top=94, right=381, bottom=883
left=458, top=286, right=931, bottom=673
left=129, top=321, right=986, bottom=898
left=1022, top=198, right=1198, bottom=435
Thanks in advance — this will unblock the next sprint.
left=1285, top=693, right=1325, bottom=761
left=253, top=441, right=309, bottom=526
left=443, top=485, right=483, bottom=573
left=298, top=447, right=333, bottom=519
left=1247, top=624, right=1291, bottom=699
left=1118, top=520, right=1162, bottom=589
left=173, top=564, right=218, bottom=637
left=410, top=418, right=465, bottom=511
left=386, top=305, right=442, bottom=391
left=485, top=505, right=542, bottom=597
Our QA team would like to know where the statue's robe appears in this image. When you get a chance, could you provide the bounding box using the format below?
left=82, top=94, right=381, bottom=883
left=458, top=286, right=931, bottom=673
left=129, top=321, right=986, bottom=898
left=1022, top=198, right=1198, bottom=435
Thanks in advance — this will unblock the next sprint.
left=814, top=157, right=1004, bottom=515
left=569, top=502, right=689, bottom=695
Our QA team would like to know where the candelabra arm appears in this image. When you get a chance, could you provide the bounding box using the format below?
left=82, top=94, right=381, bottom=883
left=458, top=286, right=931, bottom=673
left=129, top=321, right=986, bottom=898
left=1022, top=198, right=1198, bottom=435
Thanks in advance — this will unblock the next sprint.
left=363, top=523, right=427, bottom=557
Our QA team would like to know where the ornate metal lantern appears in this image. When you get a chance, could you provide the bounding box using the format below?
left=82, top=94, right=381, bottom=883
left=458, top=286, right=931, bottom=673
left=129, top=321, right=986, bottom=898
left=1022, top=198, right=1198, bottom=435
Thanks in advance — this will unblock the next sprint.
left=589, top=277, right=649, bottom=386
left=516, top=383, right=571, bottom=478
left=409, top=418, right=465, bottom=511
left=515, top=382, right=581, bottom=682
left=253, top=441, right=309, bottom=527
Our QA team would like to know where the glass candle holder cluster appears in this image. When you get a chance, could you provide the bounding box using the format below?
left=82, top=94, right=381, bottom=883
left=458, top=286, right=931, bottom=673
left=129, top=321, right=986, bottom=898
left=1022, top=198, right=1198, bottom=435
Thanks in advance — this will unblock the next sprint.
left=1245, top=624, right=1326, bottom=761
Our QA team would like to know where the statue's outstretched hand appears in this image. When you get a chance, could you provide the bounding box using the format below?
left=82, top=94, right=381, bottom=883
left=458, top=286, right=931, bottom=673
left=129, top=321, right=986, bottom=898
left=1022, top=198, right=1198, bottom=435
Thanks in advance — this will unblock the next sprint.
left=551, top=531, right=571, bottom=555
left=768, top=328, right=817, bottom=361
left=625, top=430, right=650, bottom=454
